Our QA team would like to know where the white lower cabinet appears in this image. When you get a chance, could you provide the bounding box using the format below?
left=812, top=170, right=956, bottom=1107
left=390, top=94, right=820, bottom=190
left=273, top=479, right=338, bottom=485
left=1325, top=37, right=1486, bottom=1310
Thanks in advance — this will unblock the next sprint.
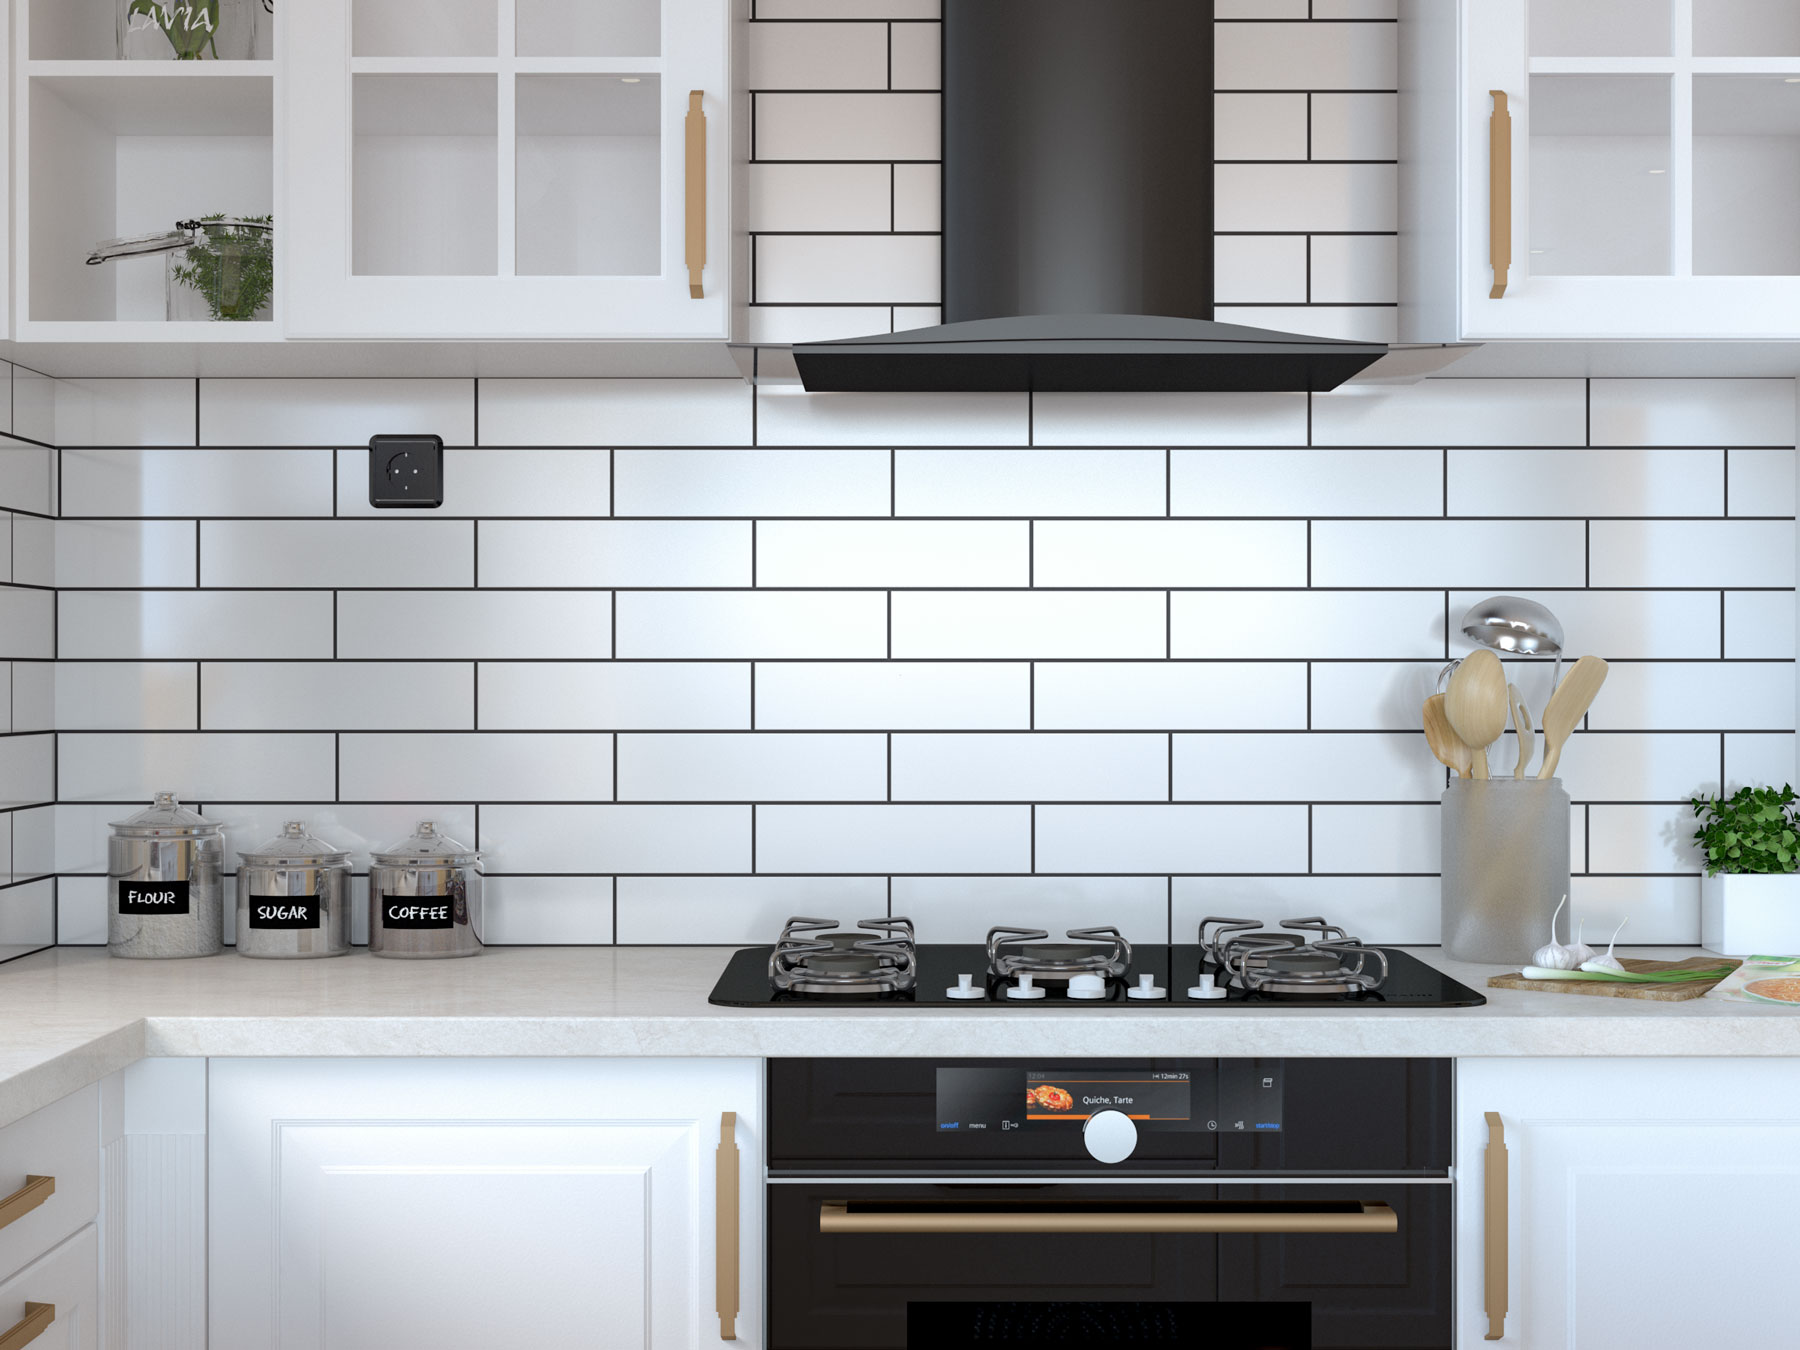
left=0, top=1226, right=99, bottom=1350
left=1457, top=1058, right=1800, bottom=1348
left=208, top=1058, right=763, bottom=1350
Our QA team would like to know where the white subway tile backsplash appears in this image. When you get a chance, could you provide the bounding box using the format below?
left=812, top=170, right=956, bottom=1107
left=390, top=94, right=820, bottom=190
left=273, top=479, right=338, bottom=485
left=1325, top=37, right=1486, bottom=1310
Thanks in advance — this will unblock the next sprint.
left=1312, top=519, right=1586, bottom=587
left=748, top=163, right=891, bottom=231
left=1035, top=662, right=1308, bottom=730
left=202, top=662, right=473, bottom=731
left=896, top=448, right=1164, bottom=516
left=201, top=520, right=472, bottom=588
left=202, top=803, right=479, bottom=875
left=618, top=591, right=886, bottom=658
left=340, top=732, right=612, bottom=802
left=479, top=520, right=750, bottom=588
left=1725, top=733, right=1797, bottom=791
left=1725, top=591, right=1795, bottom=660
left=1727, top=448, right=1796, bottom=518
left=57, top=876, right=106, bottom=945
left=1313, top=803, right=1439, bottom=872
left=748, top=21, right=888, bottom=88
left=1588, top=803, right=1699, bottom=874
left=42, top=520, right=194, bottom=588
left=199, top=379, right=473, bottom=447
left=757, top=391, right=1027, bottom=446
left=483, top=877, right=612, bottom=945
left=891, top=876, right=1171, bottom=943
left=1174, top=875, right=1440, bottom=944
left=755, top=661, right=1029, bottom=729
left=757, top=804, right=1030, bottom=872
left=1308, top=662, right=1445, bottom=731
left=617, top=448, right=888, bottom=517
left=0, top=588, right=55, bottom=660
left=756, top=235, right=940, bottom=304
left=1176, top=732, right=1441, bottom=801
left=618, top=732, right=885, bottom=801
left=615, top=875, right=889, bottom=944
left=1569, top=875, right=1699, bottom=946
left=336, top=448, right=611, bottom=518
left=10, top=806, right=53, bottom=881
left=1032, top=393, right=1308, bottom=447
left=1313, top=0, right=1397, bottom=15
left=57, top=733, right=336, bottom=802
left=1034, top=521, right=1307, bottom=587
left=60, top=591, right=333, bottom=660
left=338, top=591, right=611, bottom=660
left=1308, top=234, right=1399, bottom=303
left=0, top=438, right=55, bottom=515
left=1215, top=236, right=1308, bottom=303
left=478, top=380, right=753, bottom=447
left=893, top=591, right=1166, bottom=659
left=1215, top=0, right=1307, bottom=15
left=480, top=663, right=749, bottom=730
left=11, top=370, right=53, bottom=447
left=1589, top=379, right=1796, bottom=447
left=1589, top=521, right=1795, bottom=588
left=479, top=804, right=751, bottom=873
left=1448, top=590, right=1724, bottom=661
left=1172, top=591, right=1443, bottom=659
left=1556, top=732, right=1721, bottom=803
left=1214, top=93, right=1307, bottom=160
left=891, top=163, right=941, bottom=231
left=891, top=733, right=1168, bottom=801
left=1449, top=448, right=1722, bottom=517
left=755, top=93, right=941, bottom=160
left=758, top=521, right=1028, bottom=587
left=0, top=735, right=54, bottom=807
left=1214, top=22, right=1397, bottom=90
left=1214, top=164, right=1397, bottom=231
left=1172, top=447, right=1440, bottom=516
left=755, top=0, right=938, bottom=15
left=1216, top=306, right=1399, bottom=344
left=890, top=21, right=941, bottom=89
left=1590, top=662, right=1794, bottom=732
left=55, top=380, right=194, bottom=447
left=0, top=877, right=55, bottom=949
left=1313, top=379, right=1586, bottom=447
left=56, top=663, right=198, bottom=731
left=62, top=448, right=333, bottom=518
left=1310, top=92, right=1397, bottom=160
left=1035, top=804, right=1308, bottom=873
left=746, top=307, right=897, bottom=344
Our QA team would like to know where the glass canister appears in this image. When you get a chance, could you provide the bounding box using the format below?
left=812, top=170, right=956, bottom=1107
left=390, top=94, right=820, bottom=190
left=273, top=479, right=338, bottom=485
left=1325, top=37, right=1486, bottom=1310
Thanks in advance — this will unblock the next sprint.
left=235, top=821, right=352, bottom=959
left=368, top=822, right=483, bottom=960
left=1441, top=777, right=1571, bottom=963
left=87, top=218, right=275, bottom=323
left=108, top=792, right=224, bottom=959
left=117, top=0, right=263, bottom=60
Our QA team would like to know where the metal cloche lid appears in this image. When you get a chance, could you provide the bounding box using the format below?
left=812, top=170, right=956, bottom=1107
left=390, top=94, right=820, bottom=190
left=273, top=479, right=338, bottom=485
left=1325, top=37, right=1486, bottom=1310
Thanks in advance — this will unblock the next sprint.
left=238, top=820, right=351, bottom=868
left=371, top=820, right=481, bottom=867
left=110, top=791, right=221, bottom=837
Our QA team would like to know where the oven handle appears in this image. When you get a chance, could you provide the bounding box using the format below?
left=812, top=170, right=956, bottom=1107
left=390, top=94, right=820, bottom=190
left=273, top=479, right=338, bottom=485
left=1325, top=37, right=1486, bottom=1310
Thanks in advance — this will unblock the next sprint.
left=818, top=1201, right=1397, bottom=1235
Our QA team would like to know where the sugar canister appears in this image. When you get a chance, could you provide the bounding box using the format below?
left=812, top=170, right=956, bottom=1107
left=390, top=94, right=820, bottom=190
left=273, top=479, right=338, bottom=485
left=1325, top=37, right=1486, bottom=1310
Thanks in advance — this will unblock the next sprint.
left=235, top=821, right=353, bottom=959
left=368, top=821, right=483, bottom=959
left=108, top=792, right=224, bottom=959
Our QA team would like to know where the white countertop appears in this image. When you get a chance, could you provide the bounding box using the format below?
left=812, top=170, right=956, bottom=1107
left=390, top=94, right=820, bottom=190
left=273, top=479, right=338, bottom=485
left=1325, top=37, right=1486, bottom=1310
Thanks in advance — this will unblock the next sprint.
left=0, top=944, right=1794, bottom=1128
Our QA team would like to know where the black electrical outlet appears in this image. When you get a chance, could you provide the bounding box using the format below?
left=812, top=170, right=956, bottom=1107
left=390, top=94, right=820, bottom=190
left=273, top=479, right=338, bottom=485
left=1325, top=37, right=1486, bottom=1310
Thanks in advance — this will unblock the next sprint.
left=368, top=435, right=444, bottom=508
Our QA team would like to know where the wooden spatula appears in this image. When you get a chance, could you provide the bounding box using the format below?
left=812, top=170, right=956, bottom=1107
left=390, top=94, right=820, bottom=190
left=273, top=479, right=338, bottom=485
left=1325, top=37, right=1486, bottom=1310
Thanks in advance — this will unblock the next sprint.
left=1423, top=694, right=1474, bottom=778
left=1509, top=683, right=1535, bottom=779
left=1445, top=649, right=1509, bottom=779
left=1536, top=655, right=1609, bottom=780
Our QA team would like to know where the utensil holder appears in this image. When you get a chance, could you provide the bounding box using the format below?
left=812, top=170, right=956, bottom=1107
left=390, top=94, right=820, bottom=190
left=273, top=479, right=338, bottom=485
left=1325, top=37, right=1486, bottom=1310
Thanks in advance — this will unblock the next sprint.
left=1441, top=777, right=1570, bottom=963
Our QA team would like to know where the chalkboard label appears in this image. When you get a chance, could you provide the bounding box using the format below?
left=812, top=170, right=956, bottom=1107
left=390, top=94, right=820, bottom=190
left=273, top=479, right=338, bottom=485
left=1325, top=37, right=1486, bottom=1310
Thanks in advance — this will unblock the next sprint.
left=249, top=895, right=322, bottom=930
left=119, top=880, right=190, bottom=916
left=382, top=900, right=454, bottom=930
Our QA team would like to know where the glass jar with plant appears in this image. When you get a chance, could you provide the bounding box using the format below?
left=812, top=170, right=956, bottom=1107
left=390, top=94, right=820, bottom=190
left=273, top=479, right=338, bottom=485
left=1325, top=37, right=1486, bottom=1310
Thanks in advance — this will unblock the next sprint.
left=118, top=0, right=262, bottom=61
left=1692, top=784, right=1800, bottom=955
left=167, top=216, right=274, bottom=321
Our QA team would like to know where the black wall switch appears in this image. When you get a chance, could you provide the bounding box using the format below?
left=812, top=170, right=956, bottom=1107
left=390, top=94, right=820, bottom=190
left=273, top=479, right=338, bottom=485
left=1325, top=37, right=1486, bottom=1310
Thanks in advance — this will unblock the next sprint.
left=369, top=435, right=445, bottom=508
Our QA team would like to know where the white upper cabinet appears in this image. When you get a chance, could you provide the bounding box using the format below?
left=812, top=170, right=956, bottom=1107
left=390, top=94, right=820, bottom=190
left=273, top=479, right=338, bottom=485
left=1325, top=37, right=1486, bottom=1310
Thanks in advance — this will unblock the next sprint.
left=284, top=0, right=731, bottom=338
left=1401, top=0, right=1800, bottom=339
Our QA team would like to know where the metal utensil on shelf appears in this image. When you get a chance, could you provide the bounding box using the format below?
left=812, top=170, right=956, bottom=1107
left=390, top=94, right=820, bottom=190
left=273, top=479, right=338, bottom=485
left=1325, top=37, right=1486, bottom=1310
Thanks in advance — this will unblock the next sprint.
left=1445, top=649, right=1509, bottom=779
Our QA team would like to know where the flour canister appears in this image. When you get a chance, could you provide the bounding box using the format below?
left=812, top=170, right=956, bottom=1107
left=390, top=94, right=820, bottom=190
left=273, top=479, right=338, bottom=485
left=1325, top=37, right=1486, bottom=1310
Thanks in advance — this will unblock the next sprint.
left=368, top=821, right=483, bottom=959
left=108, top=792, right=224, bottom=958
left=235, top=821, right=353, bottom=959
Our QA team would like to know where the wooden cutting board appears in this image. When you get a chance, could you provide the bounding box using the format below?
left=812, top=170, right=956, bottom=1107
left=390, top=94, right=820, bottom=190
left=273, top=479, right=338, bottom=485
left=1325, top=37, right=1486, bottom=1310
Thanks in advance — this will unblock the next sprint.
left=1488, top=955, right=1742, bottom=1001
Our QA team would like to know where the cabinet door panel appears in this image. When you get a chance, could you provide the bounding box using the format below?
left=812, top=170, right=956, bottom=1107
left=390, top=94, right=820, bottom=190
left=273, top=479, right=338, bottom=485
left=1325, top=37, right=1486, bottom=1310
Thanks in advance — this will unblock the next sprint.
left=0, top=1226, right=99, bottom=1350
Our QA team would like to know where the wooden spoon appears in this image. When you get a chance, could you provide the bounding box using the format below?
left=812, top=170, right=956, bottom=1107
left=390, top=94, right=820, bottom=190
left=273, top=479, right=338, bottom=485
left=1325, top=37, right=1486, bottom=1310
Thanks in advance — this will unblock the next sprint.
left=1509, top=682, right=1535, bottom=779
left=1536, top=655, right=1609, bottom=780
left=1445, top=649, right=1509, bottom=779
left=1422, top=694, right=1474, bottom=778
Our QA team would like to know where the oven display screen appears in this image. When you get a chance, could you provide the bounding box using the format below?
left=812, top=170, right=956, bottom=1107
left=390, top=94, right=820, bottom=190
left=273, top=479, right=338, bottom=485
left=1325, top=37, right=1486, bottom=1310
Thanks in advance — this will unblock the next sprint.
left=935, top=1067, right=1282, bottom=1134
left=1023, top=1072, right=1190, bottom=1122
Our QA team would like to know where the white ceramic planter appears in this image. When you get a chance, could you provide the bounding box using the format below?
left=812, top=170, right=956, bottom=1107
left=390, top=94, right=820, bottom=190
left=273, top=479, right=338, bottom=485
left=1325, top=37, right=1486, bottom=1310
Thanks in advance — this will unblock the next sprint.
left=1700, top=873, right=1800, bottom=955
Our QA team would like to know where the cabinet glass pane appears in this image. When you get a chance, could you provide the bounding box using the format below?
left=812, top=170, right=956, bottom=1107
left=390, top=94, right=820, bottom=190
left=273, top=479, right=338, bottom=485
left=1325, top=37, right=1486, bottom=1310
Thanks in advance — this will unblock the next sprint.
left=1529, top=0, right=1670, bottom=57
left=1694, top=76, right=1800, bottom=275
left=354, top=0, right=497, bottom=58
left=516, top=75, right=660, bottom=277
left=354, top=75, right=498, bottom=276
left=516, top=0, right=659, bottom=58
left=1528, top=75, right=1670, bottom=276
left=1694, top=0, right=1800, bottom=57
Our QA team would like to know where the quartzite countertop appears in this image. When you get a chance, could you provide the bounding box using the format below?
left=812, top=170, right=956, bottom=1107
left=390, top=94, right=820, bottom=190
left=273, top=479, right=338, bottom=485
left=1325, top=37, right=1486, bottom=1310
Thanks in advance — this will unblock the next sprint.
left=0, top=945, right=1795, bottom=1127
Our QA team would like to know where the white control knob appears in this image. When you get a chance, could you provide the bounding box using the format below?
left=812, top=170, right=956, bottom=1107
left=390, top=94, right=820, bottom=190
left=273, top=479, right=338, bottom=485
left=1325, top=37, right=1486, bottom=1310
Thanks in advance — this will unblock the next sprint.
left=1006, top=972, right=1046, bottom=1000
left=1083, top=1109, right=1138, bottom=1165
left=1127, top=973, right=1166, bottom=1000
left=1067, top=973, right=1107, bottom=999
left=946, top=973, right=984, bottom=999
left=1188, top=972, right=1228, bottom=1000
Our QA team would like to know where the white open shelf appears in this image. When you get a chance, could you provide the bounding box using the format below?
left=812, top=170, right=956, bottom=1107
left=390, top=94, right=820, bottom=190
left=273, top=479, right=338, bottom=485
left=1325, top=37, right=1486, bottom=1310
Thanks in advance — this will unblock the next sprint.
left=351, top=0, right=661, bottom=59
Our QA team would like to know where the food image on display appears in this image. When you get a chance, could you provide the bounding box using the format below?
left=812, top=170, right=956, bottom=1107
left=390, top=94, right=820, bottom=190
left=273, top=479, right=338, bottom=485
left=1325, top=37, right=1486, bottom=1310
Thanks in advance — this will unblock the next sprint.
left=1026, top=1084, right=1075, bottom=1112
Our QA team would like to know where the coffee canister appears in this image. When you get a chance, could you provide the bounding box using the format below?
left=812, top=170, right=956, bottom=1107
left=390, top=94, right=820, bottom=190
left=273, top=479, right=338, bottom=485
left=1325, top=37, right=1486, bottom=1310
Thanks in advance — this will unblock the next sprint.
left=235, top=821, right=353, bottom=959
left=108, top=792, right=224, bottom=959
left=368, top=821, right=483, bottom=959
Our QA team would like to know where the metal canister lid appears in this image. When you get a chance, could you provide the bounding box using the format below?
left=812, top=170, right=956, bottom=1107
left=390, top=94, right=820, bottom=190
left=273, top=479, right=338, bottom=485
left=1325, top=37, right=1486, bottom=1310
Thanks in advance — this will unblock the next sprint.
left=370, top=820, right=481, bottom=867
left=238, top=820, right=351, bottom=868
left=110, top=792, right=221, bottom=838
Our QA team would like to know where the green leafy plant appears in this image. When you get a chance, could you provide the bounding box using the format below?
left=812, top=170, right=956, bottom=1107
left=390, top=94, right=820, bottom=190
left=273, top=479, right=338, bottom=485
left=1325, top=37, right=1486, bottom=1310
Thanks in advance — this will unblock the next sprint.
left=1691, top=784, right=1800, bottom=876
left=126, top=1, right=223, bottom=60
left=169, top=216, right=273, bottom=321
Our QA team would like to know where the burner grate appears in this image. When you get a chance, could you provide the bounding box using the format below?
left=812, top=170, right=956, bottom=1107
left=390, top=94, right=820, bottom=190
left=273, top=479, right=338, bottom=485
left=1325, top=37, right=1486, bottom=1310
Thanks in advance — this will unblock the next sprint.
left=768, top=915, right=918, bottom=995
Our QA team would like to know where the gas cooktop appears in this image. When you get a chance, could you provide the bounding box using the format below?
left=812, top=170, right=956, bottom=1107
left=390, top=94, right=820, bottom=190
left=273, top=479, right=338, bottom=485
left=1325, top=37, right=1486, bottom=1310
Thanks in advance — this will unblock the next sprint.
left=707, top=914, right=1487, bottom=1009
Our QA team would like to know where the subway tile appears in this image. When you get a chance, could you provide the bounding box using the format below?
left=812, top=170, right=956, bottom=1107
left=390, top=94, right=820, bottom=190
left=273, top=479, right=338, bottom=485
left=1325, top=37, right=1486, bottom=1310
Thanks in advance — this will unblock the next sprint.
left=61, top=448, right=333, bottom=518
left=480, top=663, right=749, bottom=730
left=617, top=591, right=887, bottom=658
left=47, top=520, right=196, bottom=588
left=1449, top=448, right=1722, bottom=517
left=755, top=661, right=1029, bottom=729
left=1312, top=519, right=1585, bottom=587
left=0, top=589, right=54, bottom=660
left=1589, top=521, right=1794, bottom=588
left=57, top=877, right=107, bottom=946
left=57, top=733, right=336, bottom=802
left=891, top=876, right=1170, bottom=944
left=747, top=163, right=891, bottom=231
left=1172, top=447, right=1440, bottom=516
left=1215, top=21, right=1397, bottom=90
left=478, top=804, right=751, bottom=873
left=755, top=235, right=940, bottom=305
left=0, top=878, right=55, bottom=950
left=483, top=877, right=613, bottom=945
left=615, top=875, right=889, bottom=945
left=617, top=732, right=885, bottom=801
left=1589, top=379, right=1796, bottom=447
left=1725, top=733, right=1796, bottom=792
left=892, top=591, right=1166, bottom=659
left=198, top=804, right=480, bottom=876
left=745, top=307, right=897, bottom=344
left=56, top=663, right=198, bottom=731
left=890, top=21, right=940, bottom=89
left=1313, top=803, right=1439, bottom=872
left=0, top=438, right=55, bottom=515
left=616, top=448, right=890, bottom=516
left=55, top=379, right=194, bottom=447
left=758, top=521, right=1027, bottom=587
left=1310, top=92, right=1397, bottom=160
left=1035, top=805, right=1308, bottom=873
left=1308, top=662, right=1446, bottom=731
left=1215, top=236, right=1308, bottom=303
left=896, top=448, right=1164, bottom=516
left=1308, top=234, right=1398, bottom=303
left=9, top=806, right=53, bottom=881
left=10, top=664, right=52, bottom=734
left=479, top=520, right=750, bottom=587
left=754, top=92, right=940, bottom=160
left=202, top=662, right=474, bottom=731
left=200, top=520, right=473, bottom=588
left=755, top=0, right=938, bottom=16
left=1215, top=0, right=1307, bottom=15
left=1176, top=732, right=1441, bottom=802
left=340, top=733, right=612, bottom=802
left=1727, top=448, right=1795, bottom=517
left=1035, top=662, right=1309, bottom=730
left=1213, top=164, right=1396, bottom=232
left=756, top=391, right=1027, bottom=446
left=1174, top=875, right=1441, bottom=945
left=1214, top=93, right=1307, bottom=160
left=1314, top=0, right=1397, bottom=15
left=1032, top=392, right=1308, bottom=447
left=1555, top=732, right=1721, bottom=803
left=747, top=21, right=888, bottom=88
left=1589, top=662, right=1794, bottom=732
left=893, top=306, right=941, bottom=330
left=1313, top=379, right=1586, bottom=447
left=1569, top=875, right=1698, bottom=946
left=338, top=591, right=611, bottom=660
left=0, top=735, right=54, bottom=807
left=199, top=379, right=474, bottom=447
left=1448, top=589, right=1724, bottom=661
left=336, top=448, right=611, bottom=518
left=1724, top=591, right=1794, bottom=660
left=478, top=380, right=753, bottom=447
left=1216, top=306, right=1398, bottom=343
left=757, top=804, right=1030, bottom=872
left=56, top=804, right=145, bottom=873
left=1172, top=591, right=1444, bottom=659
left=891, top=733, right=1168, bottom=802
left=1588, top=803, right=1700, bottom=874
left=5, top=517, right=38, bottom=587
left=1034, top=521, right=1306, bottom=587
left=0, top=664, right=9, bottom=733
left=11, top=370, right=52, bottom=447
left=59, top=592, right=334, bottom=660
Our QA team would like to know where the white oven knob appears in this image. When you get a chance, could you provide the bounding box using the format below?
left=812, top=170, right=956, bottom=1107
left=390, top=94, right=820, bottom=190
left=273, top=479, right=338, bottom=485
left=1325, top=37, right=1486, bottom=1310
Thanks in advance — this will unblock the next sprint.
left=1188, top=973, right=1228, bottom=1000
left=1006, top=972, right=1046, bottom=1000
left=1083, top=1109, right=1138, bottom=1165
left=1127, top=973, right=1166, bottom=1000
left=1067, top=973, right=1106, bottom=999
left=946, top=973, right=985, bottom=999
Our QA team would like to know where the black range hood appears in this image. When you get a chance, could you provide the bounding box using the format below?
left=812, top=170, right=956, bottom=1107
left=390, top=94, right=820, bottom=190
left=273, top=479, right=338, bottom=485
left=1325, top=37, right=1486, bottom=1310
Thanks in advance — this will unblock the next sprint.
left=791, top=0, right=1387, bottom=394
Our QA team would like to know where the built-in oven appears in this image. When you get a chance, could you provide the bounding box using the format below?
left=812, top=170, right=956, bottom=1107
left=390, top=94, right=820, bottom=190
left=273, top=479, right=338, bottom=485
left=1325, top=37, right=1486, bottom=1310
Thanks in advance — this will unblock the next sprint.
left=767, top=1058, right=1452, bottom=1349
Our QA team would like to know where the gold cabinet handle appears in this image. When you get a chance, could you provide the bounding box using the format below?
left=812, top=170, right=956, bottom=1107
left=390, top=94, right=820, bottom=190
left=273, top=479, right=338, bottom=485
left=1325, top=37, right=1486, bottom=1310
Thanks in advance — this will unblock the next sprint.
left=685, top=90, right=707, bottom=299
left=0, top=1176, right=54, bottom=1233
left=1484, top=1111, right=1509, bottom=1340
left=716, top=1112, right=739, bottom=1340
left=1489, top=91, right=1513, bottom=298
left=819, top=1200, right=1397, bottom=1235
left=0, top=1304, right=54, bottom=1350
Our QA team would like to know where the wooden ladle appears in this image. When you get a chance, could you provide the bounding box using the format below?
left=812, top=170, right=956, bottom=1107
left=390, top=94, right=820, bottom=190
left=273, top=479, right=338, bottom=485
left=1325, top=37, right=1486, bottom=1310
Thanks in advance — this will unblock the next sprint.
left=1445, top=649, right=1509, bottom=779
left=1422, top=693, right=1474, bottom=778
left=1537, top=655, right=1609, bottom=780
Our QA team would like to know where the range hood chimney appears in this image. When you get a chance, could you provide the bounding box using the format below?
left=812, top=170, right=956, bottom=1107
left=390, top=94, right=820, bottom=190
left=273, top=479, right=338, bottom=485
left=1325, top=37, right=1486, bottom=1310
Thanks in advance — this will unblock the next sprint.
left=791, top=0, right=1386, bottom=394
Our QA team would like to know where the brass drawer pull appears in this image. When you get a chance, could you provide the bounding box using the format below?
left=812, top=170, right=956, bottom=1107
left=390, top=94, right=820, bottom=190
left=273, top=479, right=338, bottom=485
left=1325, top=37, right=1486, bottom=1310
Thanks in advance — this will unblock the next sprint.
left=1484, top=1111, right=1509, bottom=1339
left=0, top=1176, right=54, bottom=1233
left=819, top=1200, right=1397, bottom=1235
left=685, top=91, right=707, bottom=299
left=1489, top=90, right=1512, bottom=298
left=0, top=1303, right=54, bottom=1350
left=717, top=1112, right=739, bottom=1340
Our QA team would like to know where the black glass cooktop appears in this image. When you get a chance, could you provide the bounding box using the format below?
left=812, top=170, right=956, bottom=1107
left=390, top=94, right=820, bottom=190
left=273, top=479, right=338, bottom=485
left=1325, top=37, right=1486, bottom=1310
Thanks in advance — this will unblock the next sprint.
left=708, top=944, right=1486, bottom=1009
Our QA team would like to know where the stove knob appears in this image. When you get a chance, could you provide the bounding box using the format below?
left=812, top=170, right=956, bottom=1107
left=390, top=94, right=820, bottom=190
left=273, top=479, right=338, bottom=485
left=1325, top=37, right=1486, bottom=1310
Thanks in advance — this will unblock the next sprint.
left=1006, top=972, right=1047, bottom=1000
left=946, top=973, right=985, bottom=1000
left=1127, top=973, right=1166, bottom=1000
left=1188, top=972, right=1228, bottom=1001
left=1083, top=1109, right=1138, bottom=1165
left=1067, top=973, right=1107, bottom=999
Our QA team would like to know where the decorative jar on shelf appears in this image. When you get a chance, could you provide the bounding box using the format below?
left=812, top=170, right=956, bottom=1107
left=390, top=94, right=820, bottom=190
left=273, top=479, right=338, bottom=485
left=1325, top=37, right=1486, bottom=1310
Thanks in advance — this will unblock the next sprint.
left=87, top=217, right=274, bottom=322
left=117, top=0, right=265, bottom=61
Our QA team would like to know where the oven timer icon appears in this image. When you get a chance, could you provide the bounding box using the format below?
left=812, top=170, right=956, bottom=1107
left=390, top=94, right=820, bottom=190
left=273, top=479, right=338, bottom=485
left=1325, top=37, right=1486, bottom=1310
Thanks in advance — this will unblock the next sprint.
left=1262, top=1077, right=1274, bottom=1088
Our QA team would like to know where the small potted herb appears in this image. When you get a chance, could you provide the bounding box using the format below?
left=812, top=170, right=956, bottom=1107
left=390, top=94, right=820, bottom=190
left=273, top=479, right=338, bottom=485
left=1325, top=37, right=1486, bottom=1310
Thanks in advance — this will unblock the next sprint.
left=1692, top=784, right=1800, bottom=954
left=169, top=216, right=274, bottom=321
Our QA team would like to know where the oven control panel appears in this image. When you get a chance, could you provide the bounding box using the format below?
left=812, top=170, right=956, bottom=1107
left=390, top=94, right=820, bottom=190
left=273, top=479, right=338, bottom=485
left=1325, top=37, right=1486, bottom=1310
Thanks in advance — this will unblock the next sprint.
left=936, top=1065, right=1282, bottom=1135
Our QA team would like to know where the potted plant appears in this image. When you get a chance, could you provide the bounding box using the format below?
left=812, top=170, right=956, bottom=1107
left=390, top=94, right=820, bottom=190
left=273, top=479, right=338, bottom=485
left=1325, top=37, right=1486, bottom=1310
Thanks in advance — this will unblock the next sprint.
left=1692, top=784, right=1800, bottom=954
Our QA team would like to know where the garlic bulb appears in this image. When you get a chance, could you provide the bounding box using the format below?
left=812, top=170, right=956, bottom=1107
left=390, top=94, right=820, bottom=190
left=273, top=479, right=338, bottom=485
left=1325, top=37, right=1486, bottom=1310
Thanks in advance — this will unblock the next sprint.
left=1579, top=916, right=1629, bottom=973
left=1569, top=919, right=1597, bottom=965
left=1532, top=894, right=1582, bottom=970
